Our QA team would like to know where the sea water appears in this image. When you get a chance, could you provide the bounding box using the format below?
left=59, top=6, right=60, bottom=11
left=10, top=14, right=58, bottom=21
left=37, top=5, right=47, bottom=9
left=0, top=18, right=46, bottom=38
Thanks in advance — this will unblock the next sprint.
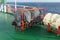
left=7, top=2, right=60, bottom=14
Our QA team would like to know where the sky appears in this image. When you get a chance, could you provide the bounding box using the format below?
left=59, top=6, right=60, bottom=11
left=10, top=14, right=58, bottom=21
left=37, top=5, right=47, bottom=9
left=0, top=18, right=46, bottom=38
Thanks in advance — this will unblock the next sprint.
left=7, top=0, right=60, bottom=2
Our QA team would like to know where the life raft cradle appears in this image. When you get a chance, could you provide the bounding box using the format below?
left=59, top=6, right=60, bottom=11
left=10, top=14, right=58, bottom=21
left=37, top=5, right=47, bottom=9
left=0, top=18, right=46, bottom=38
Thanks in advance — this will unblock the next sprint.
left=12, top=8, right=46, bottom=31
left=47, top=23, right=60, bottom=35
left=12, top=7, right=60, bottom=35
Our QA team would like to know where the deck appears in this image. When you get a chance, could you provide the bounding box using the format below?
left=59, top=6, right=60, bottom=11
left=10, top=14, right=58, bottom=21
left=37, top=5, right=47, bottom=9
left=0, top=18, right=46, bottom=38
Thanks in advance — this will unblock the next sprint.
left=0, top=12, right=60, bottom=40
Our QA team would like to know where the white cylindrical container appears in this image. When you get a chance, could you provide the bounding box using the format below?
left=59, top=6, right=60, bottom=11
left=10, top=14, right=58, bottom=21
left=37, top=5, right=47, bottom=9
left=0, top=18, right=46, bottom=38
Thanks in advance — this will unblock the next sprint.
left=17, top=22, right=21, bottom=26
left=0, top=5, right=1, bottom=11
left=24, top=11, right=31, bottom=23
left=51, top=14, right=60, bottom=23
left=4, top=5, right=6, bottom=12
left=51, top=14, right=60, bottom=27
left=43, top=13, right=53, bottom=25
left=33, top=10, right=40, bottom=18
left=1, top=4, right=4, bottom=12
left=55, top=18, right=60, bottom=29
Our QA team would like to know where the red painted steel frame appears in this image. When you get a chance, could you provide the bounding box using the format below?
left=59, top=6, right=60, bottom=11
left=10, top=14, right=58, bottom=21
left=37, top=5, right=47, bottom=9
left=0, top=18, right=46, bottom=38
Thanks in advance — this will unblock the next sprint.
left=47, top=23, right=60, bottom=35
left=14, top=8, right=46, bottom=31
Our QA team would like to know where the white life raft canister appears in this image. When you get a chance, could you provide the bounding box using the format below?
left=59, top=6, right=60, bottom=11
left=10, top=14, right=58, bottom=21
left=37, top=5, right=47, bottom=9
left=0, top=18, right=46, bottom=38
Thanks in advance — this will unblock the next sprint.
left=51, top=14, right=60, bottom=27
left=43, top=13, right=53, bottom=25
left=54, top=18, right=60, bottom=29
left=24, top=11, right=31, bottom=23
left=51, top=14, right=60, bottom=23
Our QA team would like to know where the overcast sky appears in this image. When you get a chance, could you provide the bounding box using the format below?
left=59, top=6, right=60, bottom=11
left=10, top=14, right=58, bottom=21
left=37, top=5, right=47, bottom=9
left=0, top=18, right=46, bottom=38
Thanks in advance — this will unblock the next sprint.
left=7, top=0, right=60, bottom=2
